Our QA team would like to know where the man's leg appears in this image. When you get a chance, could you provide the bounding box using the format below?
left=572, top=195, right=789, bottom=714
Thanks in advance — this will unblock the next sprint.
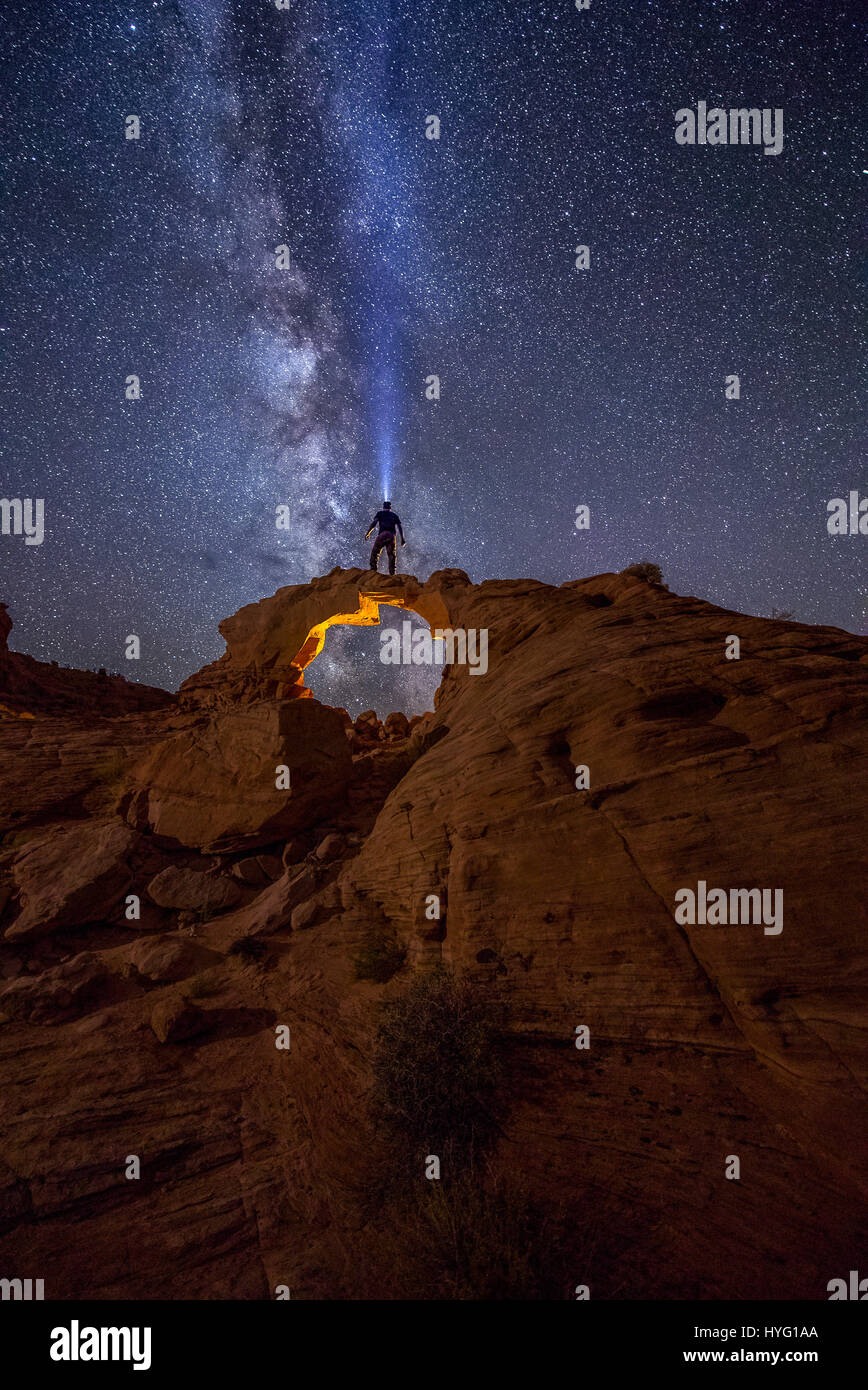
left=370, top=536, right=383, bottom=570
left=387, top=536, right=397, bottom=574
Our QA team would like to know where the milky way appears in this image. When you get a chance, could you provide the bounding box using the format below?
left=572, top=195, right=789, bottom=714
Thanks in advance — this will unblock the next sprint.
left=0, top=0, right=863, bottom=716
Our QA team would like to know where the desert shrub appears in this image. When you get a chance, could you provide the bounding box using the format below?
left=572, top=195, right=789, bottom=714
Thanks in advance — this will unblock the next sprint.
left=184, top=972, right=221, bottom=1000
left=228, top=935, right=268, bottom=961
left=371, top=967, right=506, bottom=1162
left=621, top=561, right=663, bottom=585
left=356, top=1168, right=599, bottom=1300
left=91, top=749, right=127, bottom=786
left=353, top=928, right=406, bottom=983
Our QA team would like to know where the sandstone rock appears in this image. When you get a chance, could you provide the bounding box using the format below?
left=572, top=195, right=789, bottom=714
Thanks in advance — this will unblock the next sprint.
left=0, top=951, right=110, bottom=1023
left=177, top=567, right=464, bottom=709
left=5, top=821, right=140, bottom=941
left=118, top=897, right=167, bottom=932
left=124, top=936, right=221, bottom=986
left=0, top=603, right=172, bottom=718
left=146, top=865, right=243, bottom=914
left=281, top=837, right=309, bottom=868
left=290, top=899, right=320, bottom=931
left=0, top=567, right=866, bottom=1301
left=150, top=993, right=213, bottom=1044
left=285, top=863, right=319, bottom=899
left=383, top=711, right=410, bottom=740
left=314, top=833, right=345, bottom=863
left=230, top=854, right=282, bottom=886
left=132, top=700, right=352, bottom=852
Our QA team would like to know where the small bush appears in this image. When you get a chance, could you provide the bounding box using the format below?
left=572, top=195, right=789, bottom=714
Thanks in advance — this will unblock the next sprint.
left=91, top=750, right=127, bottom=786
left=356, top=1168, right=599, bottom=1300
left=184, top=972, right=221, bottom=1000
left=353, top=929, right=406, bottom=983
left=621, top=561, right=663, bottom=585
left=371, top=967, right=506, bottom=1162
left=228, top=935, right=268, bottom=961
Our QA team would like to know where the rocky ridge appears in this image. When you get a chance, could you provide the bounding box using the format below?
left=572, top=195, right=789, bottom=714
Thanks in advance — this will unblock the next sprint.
left=0, top=567, right=866, bottom=1298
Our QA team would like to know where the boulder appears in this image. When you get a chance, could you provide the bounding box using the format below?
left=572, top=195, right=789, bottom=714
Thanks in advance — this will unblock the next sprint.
left=383, top=711, right=410, bottom=740
left=146, top=865, right=243, bottom=915
left=230, top=855, right=283, bottom=886
left=150, top=993, right=214, bottom=1044
left=281, top=837, right=309, bottom=869
left=0, top=951, right=110, bottom=1023
left=314, top=833, right=346, bottom=863
left=290, top=899, right=320, bottom=931
left=5, top=821, right=140, bottom=941
left=124, top=936, right=221, bottom=986
left=132, top=700, right=352, bottom=852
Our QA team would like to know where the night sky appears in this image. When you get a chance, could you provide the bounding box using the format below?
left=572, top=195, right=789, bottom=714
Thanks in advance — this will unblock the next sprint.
left=0, top=0, right=863, bottom=718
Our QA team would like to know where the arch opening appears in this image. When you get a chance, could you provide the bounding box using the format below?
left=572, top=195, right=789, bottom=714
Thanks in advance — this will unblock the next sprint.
left=303, top=602, right=442, bottom=721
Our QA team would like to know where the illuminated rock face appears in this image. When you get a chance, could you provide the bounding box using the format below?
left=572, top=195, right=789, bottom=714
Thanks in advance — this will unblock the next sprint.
left=0, top=568, right=867, bottom=1299
left=131, top=699, right=354, bottom=852
left=177, top=566, right=469, bottom=709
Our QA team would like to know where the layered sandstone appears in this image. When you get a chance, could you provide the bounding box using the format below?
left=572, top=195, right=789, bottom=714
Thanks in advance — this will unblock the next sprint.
left=0, top=570, right=866, bottom=1299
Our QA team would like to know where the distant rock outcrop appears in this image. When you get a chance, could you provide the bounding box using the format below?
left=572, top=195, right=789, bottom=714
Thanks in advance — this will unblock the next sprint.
left=0, top=569, right=866, bottom=1299
left=0, top=603, right=171, bottom=717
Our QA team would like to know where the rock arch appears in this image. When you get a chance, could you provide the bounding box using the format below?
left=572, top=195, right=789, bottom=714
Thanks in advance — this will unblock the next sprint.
left=179, top=568, right=471, bottom=709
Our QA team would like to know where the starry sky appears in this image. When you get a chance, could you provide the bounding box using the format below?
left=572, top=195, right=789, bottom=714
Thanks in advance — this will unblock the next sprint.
left=0, top=0, right=863, bottom=717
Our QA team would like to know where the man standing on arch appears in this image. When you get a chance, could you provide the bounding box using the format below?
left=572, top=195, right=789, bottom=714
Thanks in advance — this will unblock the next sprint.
left=365, top=500, right=406, bottom=575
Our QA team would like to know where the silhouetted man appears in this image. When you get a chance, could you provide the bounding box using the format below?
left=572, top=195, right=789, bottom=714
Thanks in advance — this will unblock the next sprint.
left=365, top=500, right=405, bottom=575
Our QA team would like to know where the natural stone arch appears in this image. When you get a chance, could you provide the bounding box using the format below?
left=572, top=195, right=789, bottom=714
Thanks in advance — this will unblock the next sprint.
left=179, top=568, right=470, bottom=709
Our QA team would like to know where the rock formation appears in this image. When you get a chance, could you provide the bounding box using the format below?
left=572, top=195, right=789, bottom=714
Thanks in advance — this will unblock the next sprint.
left=0, top=568, right=866, bottom=1299
left=0, top=603, right=171, bottom=718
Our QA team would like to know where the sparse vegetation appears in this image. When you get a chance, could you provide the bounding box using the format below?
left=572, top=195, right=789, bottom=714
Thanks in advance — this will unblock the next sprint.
left=357, top=1169, right=593, bottom=1300
left=352, top=927, right=406, bottom=983
left=91, top=749, right=127, bottom=785
left=184, top=972, right=222, bottom=1001
left=0, top=829, right=40, bottom=854
left=621, top=561, right=663, bottom=585
left=371, top=966, right=506, bottom=1163
left=228, top=935, right=268, bottom=961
